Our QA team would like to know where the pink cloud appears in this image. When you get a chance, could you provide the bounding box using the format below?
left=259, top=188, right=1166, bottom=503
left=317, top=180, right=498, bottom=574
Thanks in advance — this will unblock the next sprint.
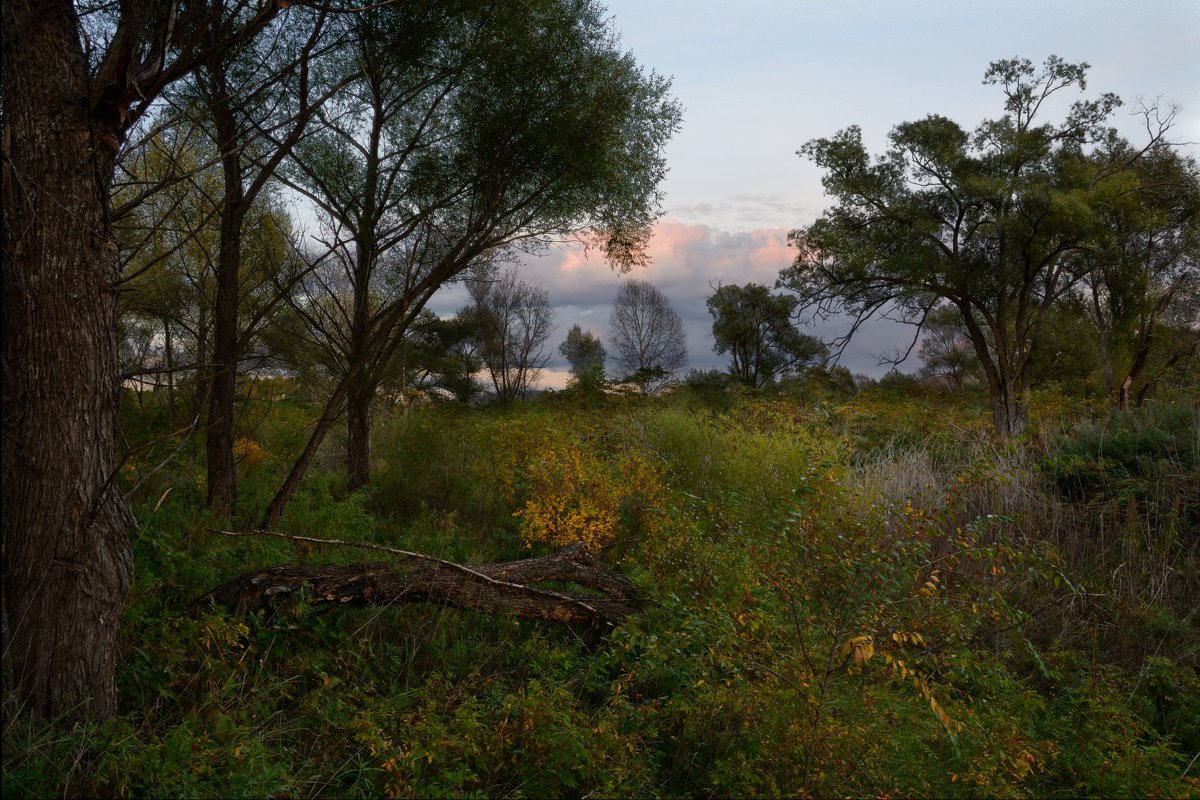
left=541, top=219, right=796, bottom=286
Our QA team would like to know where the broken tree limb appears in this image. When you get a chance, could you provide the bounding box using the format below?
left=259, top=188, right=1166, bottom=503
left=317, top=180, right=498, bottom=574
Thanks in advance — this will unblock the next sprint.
left=197, top=532, right=639, bottom=628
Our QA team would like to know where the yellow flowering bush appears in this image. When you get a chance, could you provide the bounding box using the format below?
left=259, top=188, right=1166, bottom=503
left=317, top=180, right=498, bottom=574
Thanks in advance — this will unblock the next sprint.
left=232, top=437, right=267, bottom=468
left=514, top=431, right=666, bottom=552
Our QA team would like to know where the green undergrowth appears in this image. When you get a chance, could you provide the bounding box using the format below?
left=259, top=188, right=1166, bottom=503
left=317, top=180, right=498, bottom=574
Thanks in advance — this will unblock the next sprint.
left=4, top=386, right=1198, bottom=798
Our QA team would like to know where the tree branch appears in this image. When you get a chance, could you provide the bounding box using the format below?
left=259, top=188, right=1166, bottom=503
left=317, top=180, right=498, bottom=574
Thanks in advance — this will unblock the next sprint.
left=197, top=534, right=640, bottom=627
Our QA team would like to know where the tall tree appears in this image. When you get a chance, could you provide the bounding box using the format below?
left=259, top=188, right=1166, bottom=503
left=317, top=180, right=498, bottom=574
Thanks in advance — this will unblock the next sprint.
left=276, top=2, right=472, bottom=490
left=114, top=127, right=301, bottom=423
left=707, top=283, right=827, bottom=387
left=114, top=128, right=224, bottom=419
left=2, top=0, right=284, bottom=722
left=608, top=279, right=688, bottom=391
left=468, top=268, right=555, bottom=404
left=782, top=56, right=1155, bottom=436
left=193, top=7, right=345, bottom=511
left=261, top=0, right=681, bottom=523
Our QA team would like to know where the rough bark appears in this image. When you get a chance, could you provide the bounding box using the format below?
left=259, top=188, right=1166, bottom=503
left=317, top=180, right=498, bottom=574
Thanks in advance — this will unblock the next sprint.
left=205, top=71, right=244, bottom=511
left=345, top=381, right=373, bottom=492
left=990, top=377, right=1029, bottom=438
left=345, top=211, right=377, bottom=492
left=199, top=541, right=639, bottom=627
left=2, top=0, right=135, bottom=720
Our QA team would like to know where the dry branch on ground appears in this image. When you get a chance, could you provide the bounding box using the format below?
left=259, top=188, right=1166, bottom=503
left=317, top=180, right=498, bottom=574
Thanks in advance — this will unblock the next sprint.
left=198, top=536, right=639, bottom=628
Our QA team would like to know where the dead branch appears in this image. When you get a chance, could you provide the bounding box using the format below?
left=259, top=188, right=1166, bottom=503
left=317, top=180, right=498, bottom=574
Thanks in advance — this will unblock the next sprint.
left=197, top=534, right=639, bottom=628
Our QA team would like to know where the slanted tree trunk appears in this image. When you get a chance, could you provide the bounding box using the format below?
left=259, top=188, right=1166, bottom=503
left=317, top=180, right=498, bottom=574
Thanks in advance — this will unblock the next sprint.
left=264, top=299, right=427, bottom=527
left=1, top=0, right=135, bottom=720
left=264, top=375, right=354, bottom=527
left=199, top=540, right=639, bottom=628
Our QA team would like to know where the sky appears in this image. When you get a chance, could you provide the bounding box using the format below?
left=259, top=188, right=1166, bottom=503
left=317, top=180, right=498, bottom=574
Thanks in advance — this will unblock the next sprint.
left=430, top=0, right=1200, bottom=389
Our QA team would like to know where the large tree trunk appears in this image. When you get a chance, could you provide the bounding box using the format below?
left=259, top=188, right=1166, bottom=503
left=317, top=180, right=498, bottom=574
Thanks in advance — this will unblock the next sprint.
left=990, top=377, right=1029, bottom=437
left=206, top=227, right=241, bottom=510
left=2, top=0, right=134, bottom=721
left=345, top=240, right=373, bottom=492
left=345, top=248, right=374, bottom=492
left=958, top=303, right=1028, bottom=438
left=199, top=541, right=638, bottom=627
left=346, top=381, right=373, bottom=492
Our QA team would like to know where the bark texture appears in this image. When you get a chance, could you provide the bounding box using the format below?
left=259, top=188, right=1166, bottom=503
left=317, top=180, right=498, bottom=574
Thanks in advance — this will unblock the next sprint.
left=345, top=382, right=373, bottom=492
left=199, top=542, right=638, bottom=627
left=2, top=0, right=135, bottom=719
left=203, top=57, right=244, bottom=512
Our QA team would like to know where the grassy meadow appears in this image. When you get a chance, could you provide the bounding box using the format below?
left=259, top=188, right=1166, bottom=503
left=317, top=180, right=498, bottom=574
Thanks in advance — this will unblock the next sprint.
left=4, top=378, right=1199, bottom=798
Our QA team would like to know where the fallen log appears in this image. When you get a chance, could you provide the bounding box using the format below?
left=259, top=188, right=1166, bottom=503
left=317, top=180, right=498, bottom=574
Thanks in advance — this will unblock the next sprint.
left=197, top=533, right=639, bottom=628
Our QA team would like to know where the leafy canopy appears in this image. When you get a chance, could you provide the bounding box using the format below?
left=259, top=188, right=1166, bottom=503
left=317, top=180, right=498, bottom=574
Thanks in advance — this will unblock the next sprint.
left=707, top=283, right=827, bottom=387
left=781, top=55, right=1148, bottom=434
left=559, top=324, right=607, bottom=377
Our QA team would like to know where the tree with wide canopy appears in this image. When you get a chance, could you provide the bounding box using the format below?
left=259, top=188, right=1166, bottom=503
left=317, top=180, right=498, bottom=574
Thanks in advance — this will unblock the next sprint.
left=782, top=56, right=1185, bottom=435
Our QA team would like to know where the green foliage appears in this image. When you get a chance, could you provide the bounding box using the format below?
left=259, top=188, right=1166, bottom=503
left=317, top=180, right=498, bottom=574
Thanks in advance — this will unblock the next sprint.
left=7, top=386, right=1198, bottom=798
left=559, top=324, right=607, bottom=377
left=1059, top=403, right=1198, bottom=473
left=707, top=282, right=827, bottom=387
left=679, top=368, right=737, bottom=408
left=1048, top=404, right=1198, bottom=518
left=561, top=362, right=609, bottom=404
left=783, top=55, right=1194, bottom=435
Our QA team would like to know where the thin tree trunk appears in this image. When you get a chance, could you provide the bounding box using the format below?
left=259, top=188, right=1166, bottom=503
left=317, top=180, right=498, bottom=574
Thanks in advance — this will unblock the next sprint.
left=164, top=317, right=177, bottom=417
left=192, top=305, right=211, bottom=421
left=205, top=60, right=244, bottom=513
left=2, top=0, right=134, bottom=721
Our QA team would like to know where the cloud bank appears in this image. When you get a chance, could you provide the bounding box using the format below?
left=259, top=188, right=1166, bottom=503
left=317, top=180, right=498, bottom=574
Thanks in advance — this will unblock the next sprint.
left=429, top=218, right=914, bottom=389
